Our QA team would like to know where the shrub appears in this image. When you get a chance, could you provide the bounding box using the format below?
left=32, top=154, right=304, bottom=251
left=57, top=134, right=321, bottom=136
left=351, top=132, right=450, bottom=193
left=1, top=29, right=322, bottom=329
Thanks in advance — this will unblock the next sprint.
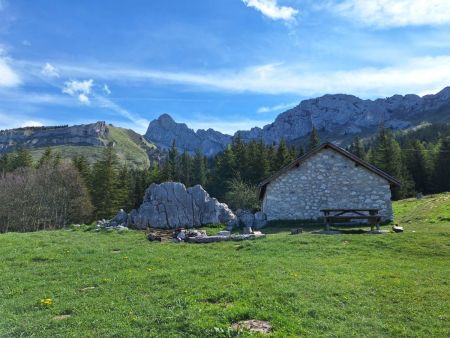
left=0, top=163, right=92, bottom=232
left=224, top=177, right=259, bottom=211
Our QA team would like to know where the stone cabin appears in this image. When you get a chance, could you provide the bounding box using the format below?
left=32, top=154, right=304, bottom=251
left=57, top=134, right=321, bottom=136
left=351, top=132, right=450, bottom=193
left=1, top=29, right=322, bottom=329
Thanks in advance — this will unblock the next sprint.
left=259, top=143, right=400, bottom=221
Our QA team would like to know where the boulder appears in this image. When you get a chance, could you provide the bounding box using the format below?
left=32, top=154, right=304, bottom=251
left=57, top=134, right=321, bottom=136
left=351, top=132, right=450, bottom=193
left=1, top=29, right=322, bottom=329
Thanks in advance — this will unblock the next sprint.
left=112, top=209, right=128, bottom=225
left=243, top=226, right=253, bottom=234
left=253, top=211, right=267, bottom=229
left=291, top=228, right=303, bottom=235
left=121, top=182, right=237, bottom=229
left=147, top=233, right=162, bottom=242
left=238, top=211, right=255, bottom=228
left=392, top=225, right=404, bottom=233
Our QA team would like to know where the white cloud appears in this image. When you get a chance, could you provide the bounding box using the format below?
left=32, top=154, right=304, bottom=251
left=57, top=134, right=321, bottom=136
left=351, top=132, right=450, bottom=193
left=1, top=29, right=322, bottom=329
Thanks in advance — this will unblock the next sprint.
left=0, top=90, right=74, bottom=106
left=0, top=111, right=55, bottom=130
left=95, top=95, right=149, bottom=133
left=257, top=101, right=297, bottom=113
left=41, top=63, right=59, bottom=78
left=329, top=0, right=450, bottom=28
left=21, top=120, right=44, bottom=127
left=34, top=55, right=450, bottom=98
left=62, top=79, right=93, bottom=104
left=0, top=58, right=20, bottom=87
left=103, top=84, right=111, bottom=95
left=78, top=93, right=89, bottom=104
left=242, top=0, right=298, bottom=21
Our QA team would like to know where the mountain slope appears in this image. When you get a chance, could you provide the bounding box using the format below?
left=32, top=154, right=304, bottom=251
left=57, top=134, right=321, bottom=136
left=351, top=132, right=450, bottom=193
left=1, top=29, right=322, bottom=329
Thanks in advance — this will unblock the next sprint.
left=144, top=87, right=450, bottom=155
left=0, top=122, right=161, bottom=168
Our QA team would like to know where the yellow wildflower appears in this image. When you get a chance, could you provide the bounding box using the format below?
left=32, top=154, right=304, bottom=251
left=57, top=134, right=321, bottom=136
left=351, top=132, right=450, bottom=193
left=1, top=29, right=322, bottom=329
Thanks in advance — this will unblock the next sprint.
left=40, top=298, right=53, bottom=306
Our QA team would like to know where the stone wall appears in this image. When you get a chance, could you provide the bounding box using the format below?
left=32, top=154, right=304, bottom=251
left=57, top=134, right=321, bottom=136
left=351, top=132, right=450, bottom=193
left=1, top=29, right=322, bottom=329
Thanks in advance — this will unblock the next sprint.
left=262, top=148, right=393, bottom=221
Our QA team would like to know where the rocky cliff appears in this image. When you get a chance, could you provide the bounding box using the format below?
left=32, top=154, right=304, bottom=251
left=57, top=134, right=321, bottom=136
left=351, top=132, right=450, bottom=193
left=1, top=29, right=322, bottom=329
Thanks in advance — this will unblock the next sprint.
left=0, top=122, right=162, bottom=168
left=144, top=87, right=450, bottom=155
left=0, top=122, right=108, bottom=153
left=238, top=87, right=450, bottom=145
left=144, top=114, right=232, bottom=156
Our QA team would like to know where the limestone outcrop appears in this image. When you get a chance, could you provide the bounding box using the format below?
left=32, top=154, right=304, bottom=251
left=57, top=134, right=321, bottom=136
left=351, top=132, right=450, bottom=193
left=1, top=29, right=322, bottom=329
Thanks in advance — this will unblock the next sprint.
left=109, top=182, right=237, bottom=229
left=0, top=122, right=108, bottom=153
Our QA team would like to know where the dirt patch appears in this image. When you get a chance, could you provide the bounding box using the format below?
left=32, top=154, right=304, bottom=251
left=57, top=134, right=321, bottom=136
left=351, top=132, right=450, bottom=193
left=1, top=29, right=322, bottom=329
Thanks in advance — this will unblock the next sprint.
left=145, top=229, right=176, bottom=242
left=231, top=320, right=272, bottom=334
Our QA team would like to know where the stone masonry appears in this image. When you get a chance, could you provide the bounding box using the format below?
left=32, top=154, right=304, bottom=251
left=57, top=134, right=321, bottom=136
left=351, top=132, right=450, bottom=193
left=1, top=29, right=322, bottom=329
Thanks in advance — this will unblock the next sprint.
left=262, top=148, right=393, bottom=221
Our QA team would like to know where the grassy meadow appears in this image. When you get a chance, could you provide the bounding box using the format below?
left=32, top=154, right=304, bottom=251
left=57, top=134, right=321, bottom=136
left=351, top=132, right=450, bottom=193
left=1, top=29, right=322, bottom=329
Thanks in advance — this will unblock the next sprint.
left=0, top=194, right=449, bottom=337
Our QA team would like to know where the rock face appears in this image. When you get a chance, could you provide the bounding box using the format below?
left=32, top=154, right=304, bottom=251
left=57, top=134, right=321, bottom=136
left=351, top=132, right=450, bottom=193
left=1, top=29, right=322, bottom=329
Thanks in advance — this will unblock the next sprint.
left=129, top=182, right=237, bottom=229
left=236, top=210, right=268, bottom=229
left=144, top=114, right=232, bottom=156
left=0, top=122, right=108, bottom=153
left=237, top=87, right=450, bottom=145
left=144, top=87, right=450, bottom=155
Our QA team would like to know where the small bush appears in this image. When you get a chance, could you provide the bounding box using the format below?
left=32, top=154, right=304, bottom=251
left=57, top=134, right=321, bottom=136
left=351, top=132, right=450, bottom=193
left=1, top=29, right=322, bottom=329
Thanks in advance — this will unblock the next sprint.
left=224, top=178, right=259, bottom=211
left=0, top=163, right=92, bottom=232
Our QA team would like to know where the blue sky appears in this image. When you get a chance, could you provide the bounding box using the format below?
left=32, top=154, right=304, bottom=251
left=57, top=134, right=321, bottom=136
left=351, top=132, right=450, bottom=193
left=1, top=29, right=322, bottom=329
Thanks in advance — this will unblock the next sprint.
left=0, top=0, right=450, bottom=134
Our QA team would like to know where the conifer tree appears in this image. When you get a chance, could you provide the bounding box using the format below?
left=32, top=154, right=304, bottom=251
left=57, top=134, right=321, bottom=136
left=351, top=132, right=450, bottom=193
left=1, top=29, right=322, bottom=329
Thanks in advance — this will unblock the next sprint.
left=231, top=133, right=248, bottom=176
left=180, top=151, right=193, bottom=187
left=370, top=127, right=414, bottom=199
left=72, top=155, right=92, bottom=190
left=349, top=136, right=366, bottom=158
left=405, top=141, right=432, bottom=194
left=91, top=147, right=121, bottom=219
left=298, top=145, right=305, bottom=157
left=209, top=146, right=236, bottom=199
left=434, top=136, right=450, bottom=193
left=37, top=148, right=53, bottom=168
left=12, top=148, right=33, bottom=169
left=274, top=139, right=291, bottom=171
left=192, top=149, right=207, bottom=187
left=0, top=153, right=12, bottom=174
left=53, top=152, right=62, bottom=167
left=245, top=140, right=270, bottom=184
left=167, top=139, right=179, bottom=180
left=308, top=126, right=320, bottom=150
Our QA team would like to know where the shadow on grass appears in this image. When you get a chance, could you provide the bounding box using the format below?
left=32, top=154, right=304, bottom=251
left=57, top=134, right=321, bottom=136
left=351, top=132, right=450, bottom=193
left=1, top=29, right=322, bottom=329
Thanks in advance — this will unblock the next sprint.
left=263, top=219, right=392, bottom=234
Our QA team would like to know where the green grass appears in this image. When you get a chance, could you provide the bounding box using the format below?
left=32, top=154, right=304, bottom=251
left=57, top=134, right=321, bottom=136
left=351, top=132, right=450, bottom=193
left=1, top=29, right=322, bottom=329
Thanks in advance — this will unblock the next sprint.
left=1, top=194, right=449, bottom=337
left=29, top=125, right=156, bottom=168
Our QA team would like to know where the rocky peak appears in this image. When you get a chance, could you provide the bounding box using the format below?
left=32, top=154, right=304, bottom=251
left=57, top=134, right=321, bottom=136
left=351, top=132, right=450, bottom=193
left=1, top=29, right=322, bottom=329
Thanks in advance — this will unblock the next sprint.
left=144, top=114, right=232, bottom=156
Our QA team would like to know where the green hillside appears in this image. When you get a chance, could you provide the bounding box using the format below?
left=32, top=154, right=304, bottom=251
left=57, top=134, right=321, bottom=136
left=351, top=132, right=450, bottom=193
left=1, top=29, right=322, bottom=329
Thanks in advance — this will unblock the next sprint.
left=0, top=194, right=448, bottom=336
left=29, top=125, right=157, bottom=168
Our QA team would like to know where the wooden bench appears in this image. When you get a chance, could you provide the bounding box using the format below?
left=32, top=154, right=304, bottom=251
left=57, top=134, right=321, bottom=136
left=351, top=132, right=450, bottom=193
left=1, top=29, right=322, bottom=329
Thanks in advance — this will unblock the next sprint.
left=320, top=208, right=381, bottom=231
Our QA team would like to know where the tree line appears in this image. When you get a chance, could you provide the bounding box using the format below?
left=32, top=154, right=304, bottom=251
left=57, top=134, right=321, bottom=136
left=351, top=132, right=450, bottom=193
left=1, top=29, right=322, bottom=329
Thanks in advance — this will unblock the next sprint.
left=349, top=123, right=450, bottom=199
left=0, top=123, right=449, bottom=232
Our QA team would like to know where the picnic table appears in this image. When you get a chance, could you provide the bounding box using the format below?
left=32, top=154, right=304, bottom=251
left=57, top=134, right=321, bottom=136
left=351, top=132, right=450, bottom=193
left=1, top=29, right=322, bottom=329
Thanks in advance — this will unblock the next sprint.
left=320, top=208, right=381, bottom=231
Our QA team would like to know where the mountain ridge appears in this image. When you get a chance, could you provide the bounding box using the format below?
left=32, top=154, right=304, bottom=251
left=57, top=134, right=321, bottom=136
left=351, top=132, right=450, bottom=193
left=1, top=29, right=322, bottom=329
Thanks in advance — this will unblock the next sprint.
left=0, top=122, right=162, bottom=168
left=144, top=87, right=450, bottom=154
left=2, top=87, right=450, bottom=160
